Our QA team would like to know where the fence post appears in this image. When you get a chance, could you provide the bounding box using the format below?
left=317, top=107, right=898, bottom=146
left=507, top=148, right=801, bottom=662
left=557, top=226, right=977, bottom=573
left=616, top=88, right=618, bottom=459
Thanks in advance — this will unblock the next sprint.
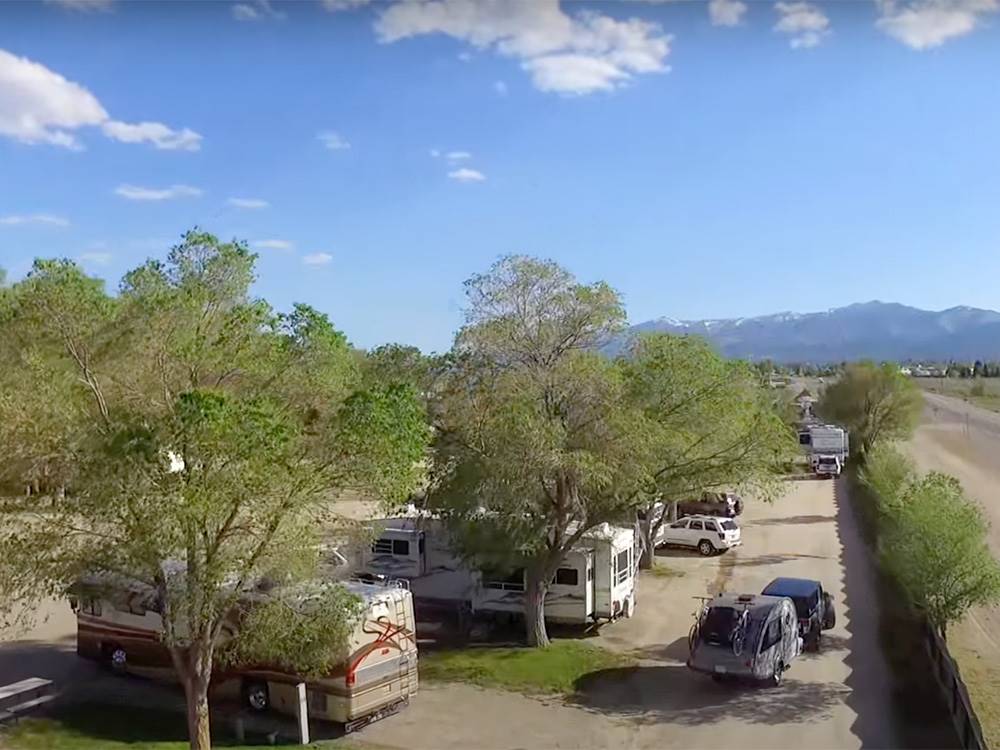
left=295, top=682, right=310, bottom=745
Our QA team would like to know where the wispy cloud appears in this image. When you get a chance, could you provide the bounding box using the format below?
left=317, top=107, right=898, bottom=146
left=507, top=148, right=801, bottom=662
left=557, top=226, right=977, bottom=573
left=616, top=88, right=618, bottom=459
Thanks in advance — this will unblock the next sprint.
left=0, top=213, right=70, bottom=227
left=45, top=0, right=113, bottom=11
left=371, top=0, right=671, bottom=96
left=227, top=197, right=269, bottom=209
left=448, top=168, right=486, bottom=183
left=232, top=0, right=286, bottom=22
left=78, top=251, right=112, bottom=265
left=774, top=2, right=830, bottom=48
left=0, top=49, right=201, bottom=151
left=255, top=239, right=294, bottom=250
left=494, top=80, right=508, bottom=96
left=710, top=0, right=748, bottom=26
left=446, top=151, right=471, bottom=161
left=875, top=0, right=998, bottom=49
left=303, top=252, right=333, bottom=266
left=318, top=131, right=350, bottom=150
left=115, top=184, right=203, bottom=201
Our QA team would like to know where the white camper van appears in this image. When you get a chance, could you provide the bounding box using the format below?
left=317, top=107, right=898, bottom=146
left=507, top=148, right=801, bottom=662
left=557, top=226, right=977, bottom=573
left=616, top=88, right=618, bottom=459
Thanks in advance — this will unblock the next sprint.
left=71, top=574, right=418, bottom=731
left=359, top=517, right=637, bottom=625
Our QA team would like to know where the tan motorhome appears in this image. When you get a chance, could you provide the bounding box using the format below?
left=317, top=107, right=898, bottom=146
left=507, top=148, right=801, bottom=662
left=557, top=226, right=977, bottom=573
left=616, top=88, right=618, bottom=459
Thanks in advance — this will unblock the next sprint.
left=71, top=575, right=418, bottom=731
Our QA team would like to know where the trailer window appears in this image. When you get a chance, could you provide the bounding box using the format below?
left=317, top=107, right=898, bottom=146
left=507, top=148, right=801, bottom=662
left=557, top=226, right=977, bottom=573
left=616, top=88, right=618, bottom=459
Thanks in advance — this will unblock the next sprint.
left=553, top=568, right=578, bottom=587
left=83, top=598, right=102, bottom=617
left=483, top=568, right=525, bottom=592
left=615, top=550, right=629, bottom=584
left=372, top=538, right=410, bottom=556
left=761, top=617, right=781, bottom=651
left=799, top=432, right=811, bottom=445
left=372, top=538, right=393, bottom=554
left=392, top=539, right=410, bottom=556
left=587, top=566, right=593, bottom=582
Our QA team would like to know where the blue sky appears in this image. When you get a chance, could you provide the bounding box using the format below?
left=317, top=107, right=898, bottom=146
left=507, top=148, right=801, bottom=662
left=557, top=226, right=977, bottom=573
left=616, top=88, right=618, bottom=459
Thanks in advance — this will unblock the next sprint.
left=2, top=0, right=1000, bottom=352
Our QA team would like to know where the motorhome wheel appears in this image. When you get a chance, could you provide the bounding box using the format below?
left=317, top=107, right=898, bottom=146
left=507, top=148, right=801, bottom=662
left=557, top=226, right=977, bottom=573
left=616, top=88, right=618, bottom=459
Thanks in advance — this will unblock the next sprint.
left=698, top=540, right=714, bottom=556
left=769, top=663, right=784, bottom=687
left=243, top=681, right=270, bottom=712
left=110, top=646, right=127, bottom=674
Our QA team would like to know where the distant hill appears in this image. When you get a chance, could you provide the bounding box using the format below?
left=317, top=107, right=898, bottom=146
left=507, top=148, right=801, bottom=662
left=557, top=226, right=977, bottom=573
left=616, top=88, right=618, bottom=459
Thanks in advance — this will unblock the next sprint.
left=610, top=302, right=1000, bottom=363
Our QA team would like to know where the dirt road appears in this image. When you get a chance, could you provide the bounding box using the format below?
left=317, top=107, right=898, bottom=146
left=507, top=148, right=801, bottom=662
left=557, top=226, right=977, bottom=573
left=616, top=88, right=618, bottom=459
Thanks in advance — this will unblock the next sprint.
left=1, top=479, right=920, bottom=748
left=363, top=479, right=906, bottom=750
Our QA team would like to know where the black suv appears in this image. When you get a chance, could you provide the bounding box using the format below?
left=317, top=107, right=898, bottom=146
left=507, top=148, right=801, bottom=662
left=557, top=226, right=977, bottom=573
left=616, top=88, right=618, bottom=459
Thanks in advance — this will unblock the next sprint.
left=761, top=577, right=835, bottom=650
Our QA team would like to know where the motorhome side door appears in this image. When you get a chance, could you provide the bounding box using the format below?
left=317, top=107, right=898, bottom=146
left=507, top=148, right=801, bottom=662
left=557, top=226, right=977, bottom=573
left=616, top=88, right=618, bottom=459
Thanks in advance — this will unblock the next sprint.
left=585, top=549, right=596, bottom=619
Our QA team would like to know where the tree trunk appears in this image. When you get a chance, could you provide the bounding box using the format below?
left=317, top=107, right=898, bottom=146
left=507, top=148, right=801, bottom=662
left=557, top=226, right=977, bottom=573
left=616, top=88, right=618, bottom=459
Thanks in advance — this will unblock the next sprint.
left=524, top=570, right=550, bottom=648
left=181, top=673, right=212, bottom=750
left=639, top=516, right=654, bottom=570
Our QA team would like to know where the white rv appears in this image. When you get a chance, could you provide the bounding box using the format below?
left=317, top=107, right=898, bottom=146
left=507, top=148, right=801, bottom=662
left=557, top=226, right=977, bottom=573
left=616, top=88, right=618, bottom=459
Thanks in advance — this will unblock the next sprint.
left=359, top=517, right=637, bottom=625
left=71, top=575, right=418, bottom=731
left=803, top=425, right=848, bottom=465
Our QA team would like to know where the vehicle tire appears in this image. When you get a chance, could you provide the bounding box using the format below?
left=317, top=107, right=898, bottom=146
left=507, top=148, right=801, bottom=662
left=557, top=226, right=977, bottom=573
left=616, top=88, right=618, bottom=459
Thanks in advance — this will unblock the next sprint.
left=698, top=540, right=715, bottom=556
left=808, top=623, right=821, bottom=652
left=712, top=673, right=725, bottom=683
left=243, top=680, right=270, bottom=713
left=769, top=663, right=784, bottom=687
left=823, top=594, right=836, bottom=629
left=106, top=644, right=127, bottom=674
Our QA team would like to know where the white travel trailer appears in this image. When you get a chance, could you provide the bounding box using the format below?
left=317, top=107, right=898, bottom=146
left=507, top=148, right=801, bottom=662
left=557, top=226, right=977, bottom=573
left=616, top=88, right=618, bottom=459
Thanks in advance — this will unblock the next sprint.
left=358, top=517, right=637, bottom=625
left=71, top=574, right=418, bottom=731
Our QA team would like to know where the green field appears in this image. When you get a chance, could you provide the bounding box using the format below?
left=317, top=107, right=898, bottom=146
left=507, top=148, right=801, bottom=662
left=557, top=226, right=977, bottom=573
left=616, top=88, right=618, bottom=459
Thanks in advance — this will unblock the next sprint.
left=419, top=641, right=633, bottom=695
left=917, top=378, right=1000, bottom=413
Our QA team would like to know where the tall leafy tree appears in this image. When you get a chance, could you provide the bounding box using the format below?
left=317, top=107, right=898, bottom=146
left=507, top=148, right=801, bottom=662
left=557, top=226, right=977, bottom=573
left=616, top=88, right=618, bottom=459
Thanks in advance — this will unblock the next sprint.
left=819, top=361, right=923, bottom=457
left=429, top=256, right=647, bottom=647
left=622, top=335, right=795, bottom=568
left=0, top=232, right=429, bottom=749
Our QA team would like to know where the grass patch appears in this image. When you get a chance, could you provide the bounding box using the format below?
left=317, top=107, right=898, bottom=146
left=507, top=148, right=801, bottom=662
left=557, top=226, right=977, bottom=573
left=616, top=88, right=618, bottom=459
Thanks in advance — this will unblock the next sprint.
left=917, top=378, right=1000, bottom=413
left=419, top=640, right=633, bottom=695
left=0, top=702, right=382, bottom=750
left=948, top=619, right=1000, bottom=749
left=647, top=563, right=684, bottom=579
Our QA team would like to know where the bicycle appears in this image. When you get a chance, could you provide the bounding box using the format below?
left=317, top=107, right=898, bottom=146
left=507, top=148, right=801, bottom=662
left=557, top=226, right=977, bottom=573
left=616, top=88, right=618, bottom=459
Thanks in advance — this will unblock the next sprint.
left=688, top=596, right=714, bottom=653
left=731, top=604, right=752, bottom=656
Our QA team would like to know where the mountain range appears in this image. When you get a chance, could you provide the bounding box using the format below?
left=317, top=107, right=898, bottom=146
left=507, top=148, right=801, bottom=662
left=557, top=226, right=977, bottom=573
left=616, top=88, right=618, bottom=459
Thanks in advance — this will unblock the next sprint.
left=613, top=302, right=1000, bottom=363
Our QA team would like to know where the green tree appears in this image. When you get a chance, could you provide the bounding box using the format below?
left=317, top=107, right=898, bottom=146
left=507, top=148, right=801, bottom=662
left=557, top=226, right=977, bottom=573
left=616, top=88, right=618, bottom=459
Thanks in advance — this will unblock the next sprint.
left=429, top=255, right=646, bottom=647
left=0, top=232, right=429, bottom=749
left=880, top=472, right=1000, bottom=633
left=622, top=335, right=795, bottom=568
left=818, top=361, right=923, bottom=457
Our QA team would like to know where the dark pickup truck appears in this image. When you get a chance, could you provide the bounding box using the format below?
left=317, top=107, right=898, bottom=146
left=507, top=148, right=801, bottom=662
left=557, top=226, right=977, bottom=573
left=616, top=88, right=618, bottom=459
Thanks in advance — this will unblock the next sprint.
left=761, top=577, right=836, bottom=650
left=677, top=491, right=743, bottom=519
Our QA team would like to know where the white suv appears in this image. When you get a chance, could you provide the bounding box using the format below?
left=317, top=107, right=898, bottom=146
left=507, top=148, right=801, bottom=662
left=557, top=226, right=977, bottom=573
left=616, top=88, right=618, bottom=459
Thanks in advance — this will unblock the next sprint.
left=662, top=515, right=742, bottom=556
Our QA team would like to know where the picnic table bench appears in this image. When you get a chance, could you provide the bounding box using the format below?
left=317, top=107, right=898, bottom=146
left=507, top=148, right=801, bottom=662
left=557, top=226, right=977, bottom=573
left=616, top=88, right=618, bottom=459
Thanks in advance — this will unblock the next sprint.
left=0, top=678, right=57, bottom=722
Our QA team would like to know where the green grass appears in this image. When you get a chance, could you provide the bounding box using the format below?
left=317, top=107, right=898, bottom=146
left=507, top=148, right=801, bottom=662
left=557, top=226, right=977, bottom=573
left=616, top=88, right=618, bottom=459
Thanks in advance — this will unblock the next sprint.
left=419, top=640, right=633, bottom=695
left=0, top=703, right=385, bottom=750
left=647, top=562, right=684, bottom=579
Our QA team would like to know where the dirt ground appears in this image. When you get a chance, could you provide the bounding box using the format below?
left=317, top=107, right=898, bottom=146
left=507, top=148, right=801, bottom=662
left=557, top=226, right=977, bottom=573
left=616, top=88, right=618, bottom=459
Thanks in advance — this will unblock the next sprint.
left=906, top=392, right=1000, bottom=744
left=1, top=479, right=924, bottom=749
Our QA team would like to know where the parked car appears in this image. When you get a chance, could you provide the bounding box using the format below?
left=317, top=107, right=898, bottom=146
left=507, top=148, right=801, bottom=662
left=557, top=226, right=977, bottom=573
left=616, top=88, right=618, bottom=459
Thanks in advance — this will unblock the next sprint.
left=662, top=515, right=741, bottom=556
left=687, top=593, right=802, bottom=685
left=677, top=491, right=743, bottom=518
left=761, top=577, right=836, bottom=650
left=812, top=455, right=841, bottom=478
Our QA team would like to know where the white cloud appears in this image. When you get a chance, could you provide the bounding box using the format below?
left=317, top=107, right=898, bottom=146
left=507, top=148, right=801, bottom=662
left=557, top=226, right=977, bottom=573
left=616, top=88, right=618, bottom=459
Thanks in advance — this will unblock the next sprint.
left=255, top=239, right=294, bottom=250
left=709, top=0, right=748, bottom=26
left=374, top=0, right=671, bottom=95
left=876, top=0, right=998, bottom=49
left=457, top=51, right=474, bottom=61
left=494, top=79, right=508, bottom=95
left=321, top=0, right=371, bottom=9
left=78, top=251, right=112, bottom=265
left=318, top=131, right=350, bottom=150
left=0, top=48, right=201, bottom=151
left=448, top=167, right=486, bottom=182
left=45, top=0, right=113, bottom=11
left=0, top=214, right=70, bottom=227
left=446, top=150, right=471, bottom=161
left=302, top=252, right=333, bottom=266
left=429, top=148, right=441, bottom=157
left=100, top=120, right=201, bottom=151
left=774, top=2, right=830, bottom=48
left=232, top=0, right=286, bottom=21
left=115, top=184, right=203, bottom=201
left=228, top=197, right=269, bottom=209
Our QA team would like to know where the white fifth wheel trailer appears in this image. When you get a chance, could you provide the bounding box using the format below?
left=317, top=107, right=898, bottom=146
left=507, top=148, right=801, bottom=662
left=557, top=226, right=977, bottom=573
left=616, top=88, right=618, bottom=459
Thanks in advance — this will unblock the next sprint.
left=357, top=517, right=637, bottom=625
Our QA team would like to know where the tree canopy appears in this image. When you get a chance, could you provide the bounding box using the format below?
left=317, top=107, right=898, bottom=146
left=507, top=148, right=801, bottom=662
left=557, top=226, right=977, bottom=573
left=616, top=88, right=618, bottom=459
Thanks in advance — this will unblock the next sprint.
left=0, top=232, right=429, bottom=750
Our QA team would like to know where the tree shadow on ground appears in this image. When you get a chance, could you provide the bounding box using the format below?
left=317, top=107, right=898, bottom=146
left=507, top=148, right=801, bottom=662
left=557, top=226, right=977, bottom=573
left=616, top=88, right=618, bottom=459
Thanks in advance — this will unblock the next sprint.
left=629, top=636, right=691, bottom=664
left=0, top=635, right=98, bottom=687
left=567, top=664, right=848, bottom=727
left=728, top=552, right=830, bottom=568
left=654, top=547, right=707, bottom=559
left=748, top=515, right=836, bottom=527
left=799, top=632, right=851, bottom=660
